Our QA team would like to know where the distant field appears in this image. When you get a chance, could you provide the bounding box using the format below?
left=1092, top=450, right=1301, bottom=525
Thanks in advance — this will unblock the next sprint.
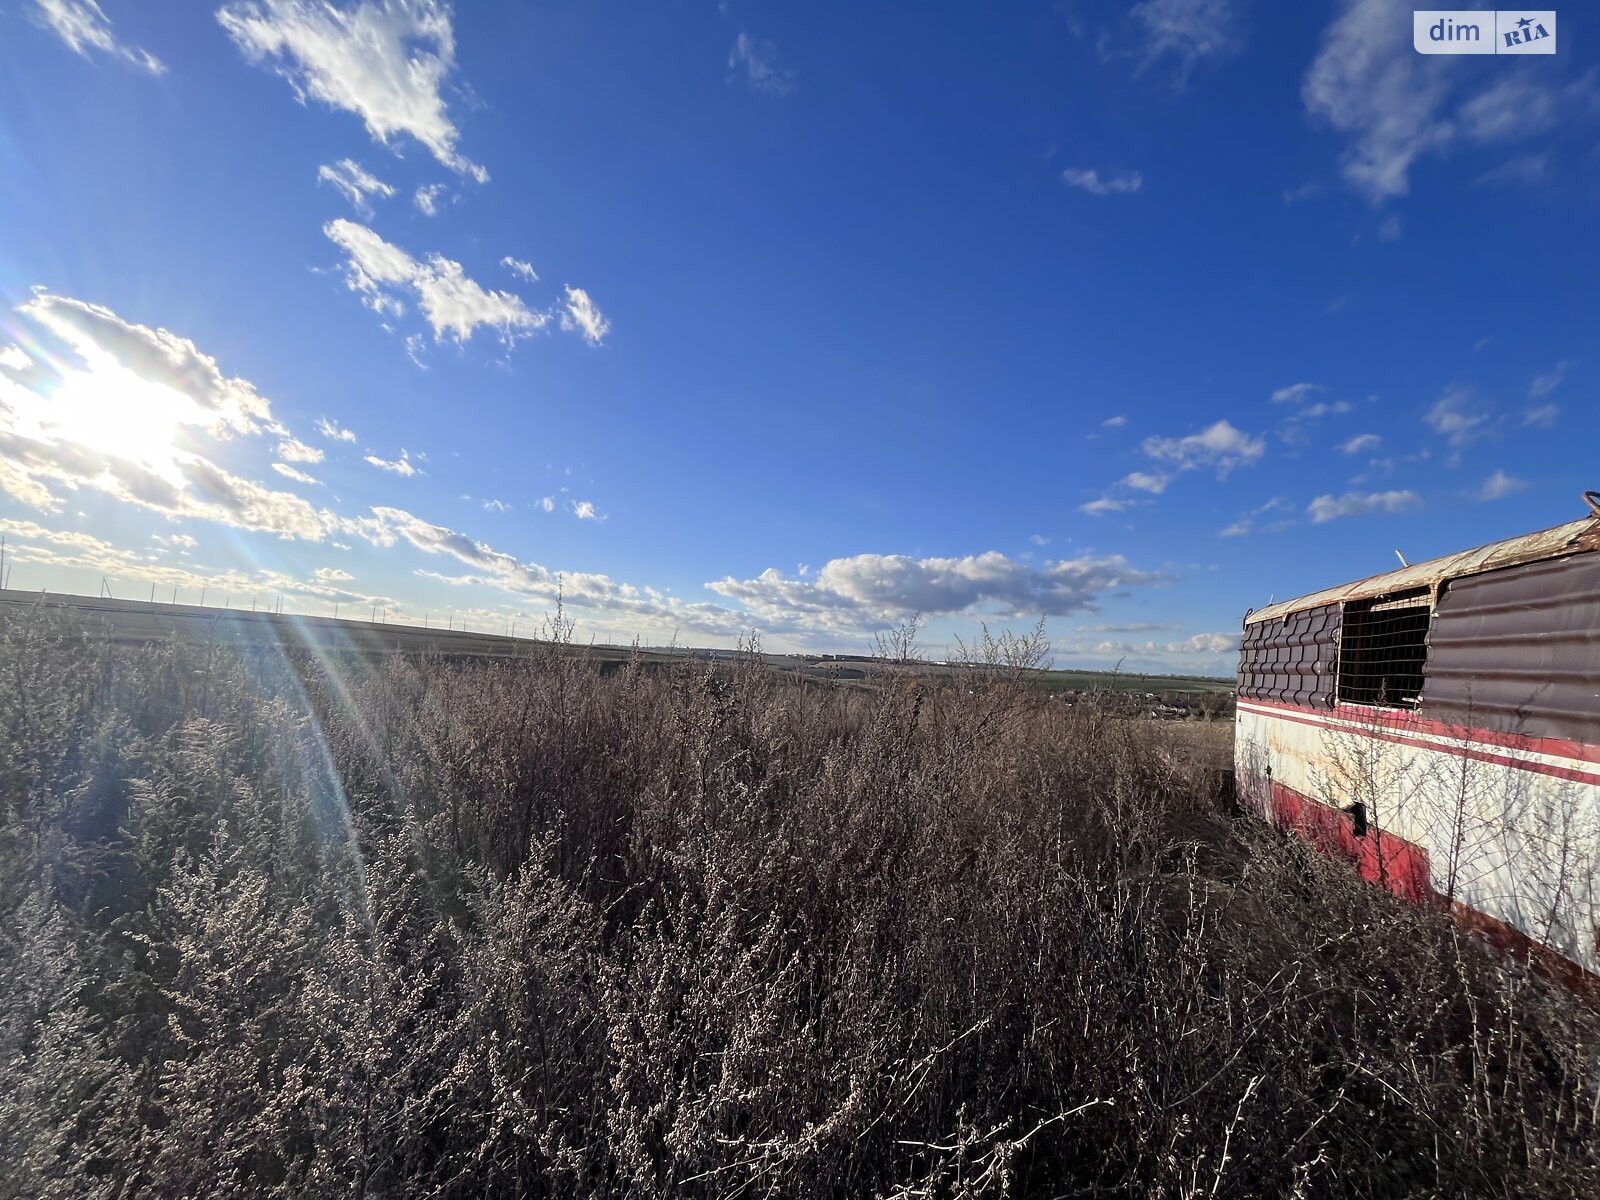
left=0, top=590, right=1238, bottom=700
left=1028, top=667, right=1235, bottom=694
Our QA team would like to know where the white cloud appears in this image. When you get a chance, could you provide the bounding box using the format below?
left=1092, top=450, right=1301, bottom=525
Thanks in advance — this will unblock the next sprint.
left=1529, top=361, right=1572, bottom=400
left=277, top=437, right=324, bottom=463
left=365, top=450, right=419, bottom=476
left=1028, top=533, right=1051, bottom=546
left=1522, top=402, right=1559, bottom=430
left=1307, top=489, right=1421, bottom=523
left=271, top=462, right=319, bottom=485
left=218, top=0, right=487, bottom=179
left=1079, top=497, right=1135, bottom=516
left=1219, top=496, right=1292, bottom=538
left=1303, top=0, right=1596, bottom=202
left=1122, top=471, right=1169, bottom=494
left=316, top=158, right=395, bottom=215
left=728, top=32, right=794, bottom=96
left=482, top=497, right=510, bottom=513
left=1424, top=387, right=1489, bottom=452
left=1141, top=418, right=1265, bottom=477
left=1474, top=469, right=1528, bottom=502
left=31, top=0, right=165, bottom=74
left=1102, top=415, right=1127, bottom=428
left=501, top=256, right=539, bottom=282
left=0, top=518, right=379, bottom=607
left=1061, top=167, right=1143, bottom=196
left=711, top=550, right=1168, bottom=629
left=317, top=416, right=358, bottom=442
left=1130, top=0, right=1245, bottom=81
left=1271, top=381, right=1322, bottom=404
left=325, top=220, right=549, bottom=345
left=538, top=496, right=555, bottom=513
left=314, top=566, right=353, bottom=581
left=1338, top=432, right=1382, bottom=455
left=1477, top=154, right=1549, bottom=188
left=15, top=291, right=278, bottom=439
left=414, top=183, right=445, bottom=216
left=560, top=286, right=610, bottom=346
left=571, top=499, right=598, bottom=520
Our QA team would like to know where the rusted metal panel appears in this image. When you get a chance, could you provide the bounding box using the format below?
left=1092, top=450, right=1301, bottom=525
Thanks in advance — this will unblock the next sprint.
left=1237, top=601, right=1338, bottom=708
left=1421, top=551, right=1600, bottom=745
left=1246, top=517, right=1600, bottom=626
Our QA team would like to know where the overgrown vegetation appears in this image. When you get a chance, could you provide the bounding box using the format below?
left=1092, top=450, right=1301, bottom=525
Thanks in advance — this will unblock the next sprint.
left=1, top=602, right=1596, bottom=1198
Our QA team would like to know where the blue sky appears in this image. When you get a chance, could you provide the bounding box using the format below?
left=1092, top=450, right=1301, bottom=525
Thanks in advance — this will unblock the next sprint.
left=0, top=0, right=1595, bottom=673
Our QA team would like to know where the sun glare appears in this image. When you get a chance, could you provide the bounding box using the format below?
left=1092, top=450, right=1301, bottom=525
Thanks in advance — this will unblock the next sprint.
left=42, top=364, right=199, bottom=480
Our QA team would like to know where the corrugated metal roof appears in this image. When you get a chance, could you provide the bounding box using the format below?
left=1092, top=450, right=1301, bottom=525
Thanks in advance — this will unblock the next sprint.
left=1246, top=516, right=1600, bottom=626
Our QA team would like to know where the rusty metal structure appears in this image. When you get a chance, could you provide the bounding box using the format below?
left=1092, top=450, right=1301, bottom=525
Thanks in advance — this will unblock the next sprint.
left=1236, top=498, right=1600, bottom=981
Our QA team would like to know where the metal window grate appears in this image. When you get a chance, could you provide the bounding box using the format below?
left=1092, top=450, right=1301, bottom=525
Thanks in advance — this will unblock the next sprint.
left=1337, top=588, right=1431, bottom=707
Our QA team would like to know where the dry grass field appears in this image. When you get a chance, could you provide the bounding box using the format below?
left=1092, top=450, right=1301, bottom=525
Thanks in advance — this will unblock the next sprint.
left=1, top=599, right=1596, bottom=1199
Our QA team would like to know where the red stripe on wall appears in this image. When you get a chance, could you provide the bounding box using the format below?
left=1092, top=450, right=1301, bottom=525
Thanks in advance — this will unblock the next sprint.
left=1237, top=696, right=1600, bottom=766
left=1238, top=700, right=1600, bottom=786
left=1252, top=778, right=1600, bottom=999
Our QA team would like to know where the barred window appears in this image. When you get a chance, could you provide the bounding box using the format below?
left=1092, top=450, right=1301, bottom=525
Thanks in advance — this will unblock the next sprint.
left=1337, top=588, right=1431, bottom=708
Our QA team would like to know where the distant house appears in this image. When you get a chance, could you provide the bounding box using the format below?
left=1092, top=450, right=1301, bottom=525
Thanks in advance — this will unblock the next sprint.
left=1236, top=500, right=1600, bottom=981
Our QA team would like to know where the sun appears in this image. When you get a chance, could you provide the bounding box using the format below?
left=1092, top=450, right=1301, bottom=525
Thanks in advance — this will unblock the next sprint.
left=42, top=362, right=201, bottom=481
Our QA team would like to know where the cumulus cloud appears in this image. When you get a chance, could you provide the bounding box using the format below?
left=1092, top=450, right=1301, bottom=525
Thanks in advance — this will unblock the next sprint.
left=1061, top=167, right=1143, bottom=196
left=537, top=496, right=555, bottom=513
left=218, top=0, right=487, bottom=179
left=277, top=437, right=324, bottom=463
left=571, top=499, right=599, bottom=520
left=728, top=32, right=794, bottom=96
left=365, top=449, right=419, bottom=476
left=16, top=291, right=279, bottom=438
left=317, top=416, right=358, bottom=442
left=482, top=498, right=510, bottom=513
left=560, top=286, right=610, bottom=346
left=314, top=566, right=353, bottom=581
left=414, top=183, right=445, bottom=216
left=1102, top=415, right=1127, bottom=428
left=325, top=219, right=549, bottom=345
left=1307, top=489, right=1421, bottom=523
left=711, top=550, right=1167, bottom=629
left=31, top=0, right=164, bottom=73
left=1141, top=419, right=1265, bottom=477
left=1338, top=432, right=1382, bottom=455
left=0, top=295, right=348, bottom=542
left=1474, top=469, right=1528, bottom=502
left=316, top=158, right=395, bottom=215
left=1122, top=471, right=1169, bottom=494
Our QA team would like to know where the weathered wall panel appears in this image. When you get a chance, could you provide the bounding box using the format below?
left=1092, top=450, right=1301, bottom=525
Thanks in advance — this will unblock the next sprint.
left=1422, top=552, right=1600, bottom=745
left=1237, top=602, right=1338, bottom=708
